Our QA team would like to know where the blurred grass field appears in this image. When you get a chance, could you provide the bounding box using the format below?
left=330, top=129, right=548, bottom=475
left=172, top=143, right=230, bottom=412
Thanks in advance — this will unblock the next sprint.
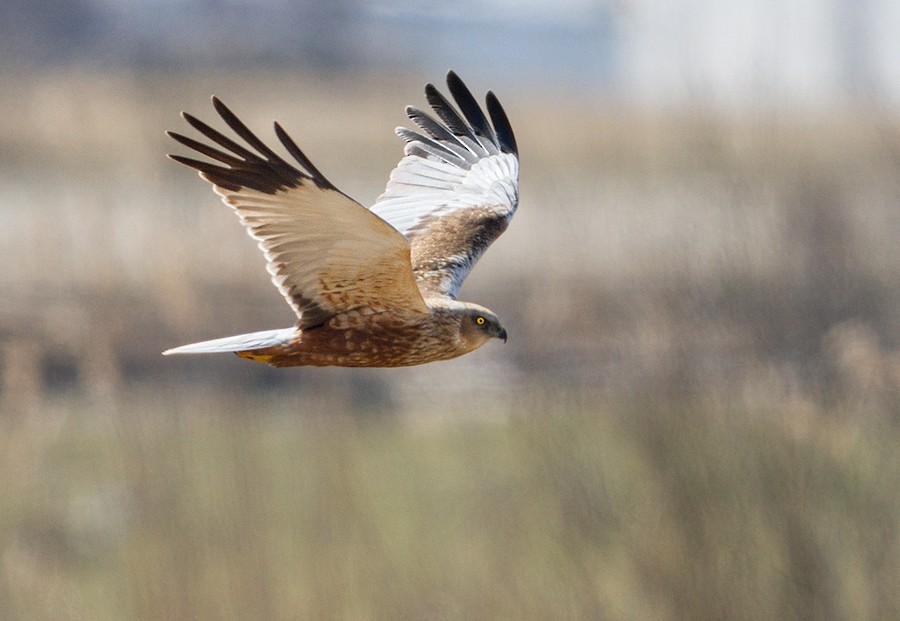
left=3, top=393, right=899, bottom=620
left=1, top=67, right=900, bottom=619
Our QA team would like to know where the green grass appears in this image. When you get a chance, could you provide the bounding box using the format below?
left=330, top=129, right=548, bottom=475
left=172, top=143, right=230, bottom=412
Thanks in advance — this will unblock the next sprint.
left=1, top=392, right=898, bottom=620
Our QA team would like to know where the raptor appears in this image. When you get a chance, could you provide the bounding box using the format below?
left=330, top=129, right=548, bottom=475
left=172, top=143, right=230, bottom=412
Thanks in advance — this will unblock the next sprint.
left=163, top=72, right=519, bottom=367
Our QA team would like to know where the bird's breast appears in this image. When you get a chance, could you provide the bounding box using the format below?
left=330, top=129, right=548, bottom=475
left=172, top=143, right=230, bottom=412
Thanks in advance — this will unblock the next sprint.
left=264, top=310, right=465, bottom=367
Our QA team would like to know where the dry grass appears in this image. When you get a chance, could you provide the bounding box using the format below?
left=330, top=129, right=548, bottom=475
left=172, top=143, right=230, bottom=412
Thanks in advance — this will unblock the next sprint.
left=1, top=392, right=898, bottom=620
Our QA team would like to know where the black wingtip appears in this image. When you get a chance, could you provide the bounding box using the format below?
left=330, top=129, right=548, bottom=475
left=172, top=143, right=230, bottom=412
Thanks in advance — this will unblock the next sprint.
left=210, top=95, right=237, bottom=125
left=273, top=121, right=336, bottom=190
left=424, top=82, right=472, bottom=138
left=485, top=91, right=518, bottom=156
left=445, top=71, right=496, bottom=145
left=167, top=99, right=308, bottom=193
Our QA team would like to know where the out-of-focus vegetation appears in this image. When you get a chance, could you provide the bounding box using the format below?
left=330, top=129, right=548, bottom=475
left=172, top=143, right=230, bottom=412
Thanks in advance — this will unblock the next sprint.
left=1, top=68, right=899, bottom=619
left=2, top=393, right=899, bottom=620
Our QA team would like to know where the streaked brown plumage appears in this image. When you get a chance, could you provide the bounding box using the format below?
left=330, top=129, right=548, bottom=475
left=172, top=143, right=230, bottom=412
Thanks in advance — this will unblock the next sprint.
left=163, top=72, right=519, bottom=367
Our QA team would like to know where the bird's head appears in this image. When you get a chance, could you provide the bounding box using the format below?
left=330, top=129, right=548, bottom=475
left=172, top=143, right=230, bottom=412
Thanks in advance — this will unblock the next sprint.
left=458, top=303, right=507, bottom=347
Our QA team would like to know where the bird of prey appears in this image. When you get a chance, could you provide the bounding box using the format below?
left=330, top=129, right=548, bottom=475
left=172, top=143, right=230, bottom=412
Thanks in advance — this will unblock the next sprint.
left=163, top=71, right=519, bottom=367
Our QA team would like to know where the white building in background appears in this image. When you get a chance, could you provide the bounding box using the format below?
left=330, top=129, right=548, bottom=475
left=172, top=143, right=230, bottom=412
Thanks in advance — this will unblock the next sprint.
left=362, top=0, right=900, bottom=109
left=474, top=0, right=900, bottom=108
left=617, top=0, right=900, bottom=109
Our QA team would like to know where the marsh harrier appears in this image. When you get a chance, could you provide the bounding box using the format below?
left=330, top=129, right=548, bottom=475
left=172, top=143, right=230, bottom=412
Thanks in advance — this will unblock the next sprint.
left=163, top=72, right=518, bottom=367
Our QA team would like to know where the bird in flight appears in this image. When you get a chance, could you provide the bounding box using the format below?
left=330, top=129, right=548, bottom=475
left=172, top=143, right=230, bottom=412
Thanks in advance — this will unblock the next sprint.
left=163, top=71, right=519, bottom=367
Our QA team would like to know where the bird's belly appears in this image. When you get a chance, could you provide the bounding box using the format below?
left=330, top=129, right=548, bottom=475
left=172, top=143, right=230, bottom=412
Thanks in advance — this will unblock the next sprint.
left=243, top=319, right=463, bottom=368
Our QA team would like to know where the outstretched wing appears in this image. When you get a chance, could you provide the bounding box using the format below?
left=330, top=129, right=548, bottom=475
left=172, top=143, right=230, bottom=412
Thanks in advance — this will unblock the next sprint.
left=370, top=71, right=519, bottom=300
left=168, top=97, right=428, bottom=329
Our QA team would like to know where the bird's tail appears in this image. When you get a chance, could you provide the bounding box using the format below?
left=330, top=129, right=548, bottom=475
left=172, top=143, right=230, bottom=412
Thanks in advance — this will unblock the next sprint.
left=162, top=328, right=295, bottom=356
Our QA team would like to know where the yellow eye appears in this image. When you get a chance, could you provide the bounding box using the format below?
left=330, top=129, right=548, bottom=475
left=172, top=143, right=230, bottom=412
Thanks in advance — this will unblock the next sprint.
left=476, top=316, right=486, bottom=325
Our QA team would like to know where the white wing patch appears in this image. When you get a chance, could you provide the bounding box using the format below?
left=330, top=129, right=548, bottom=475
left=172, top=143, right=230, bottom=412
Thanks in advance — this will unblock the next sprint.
left=374, top=152, right=519, bottom=237
left=370, top=72, right=519, bottom=299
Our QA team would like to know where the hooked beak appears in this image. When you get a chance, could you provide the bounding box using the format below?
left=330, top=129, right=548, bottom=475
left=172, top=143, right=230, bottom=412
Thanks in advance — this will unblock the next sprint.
left=498, top=327, right=508, bottom=343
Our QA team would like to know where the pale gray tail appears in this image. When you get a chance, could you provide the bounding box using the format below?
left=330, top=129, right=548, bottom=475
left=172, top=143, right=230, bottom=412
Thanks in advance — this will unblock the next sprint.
left=162, top=328, right=295, bottom=356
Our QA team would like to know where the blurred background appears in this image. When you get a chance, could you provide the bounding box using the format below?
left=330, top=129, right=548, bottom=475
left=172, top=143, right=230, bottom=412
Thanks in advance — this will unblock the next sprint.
left=2, top=0, right=900, bottom=619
